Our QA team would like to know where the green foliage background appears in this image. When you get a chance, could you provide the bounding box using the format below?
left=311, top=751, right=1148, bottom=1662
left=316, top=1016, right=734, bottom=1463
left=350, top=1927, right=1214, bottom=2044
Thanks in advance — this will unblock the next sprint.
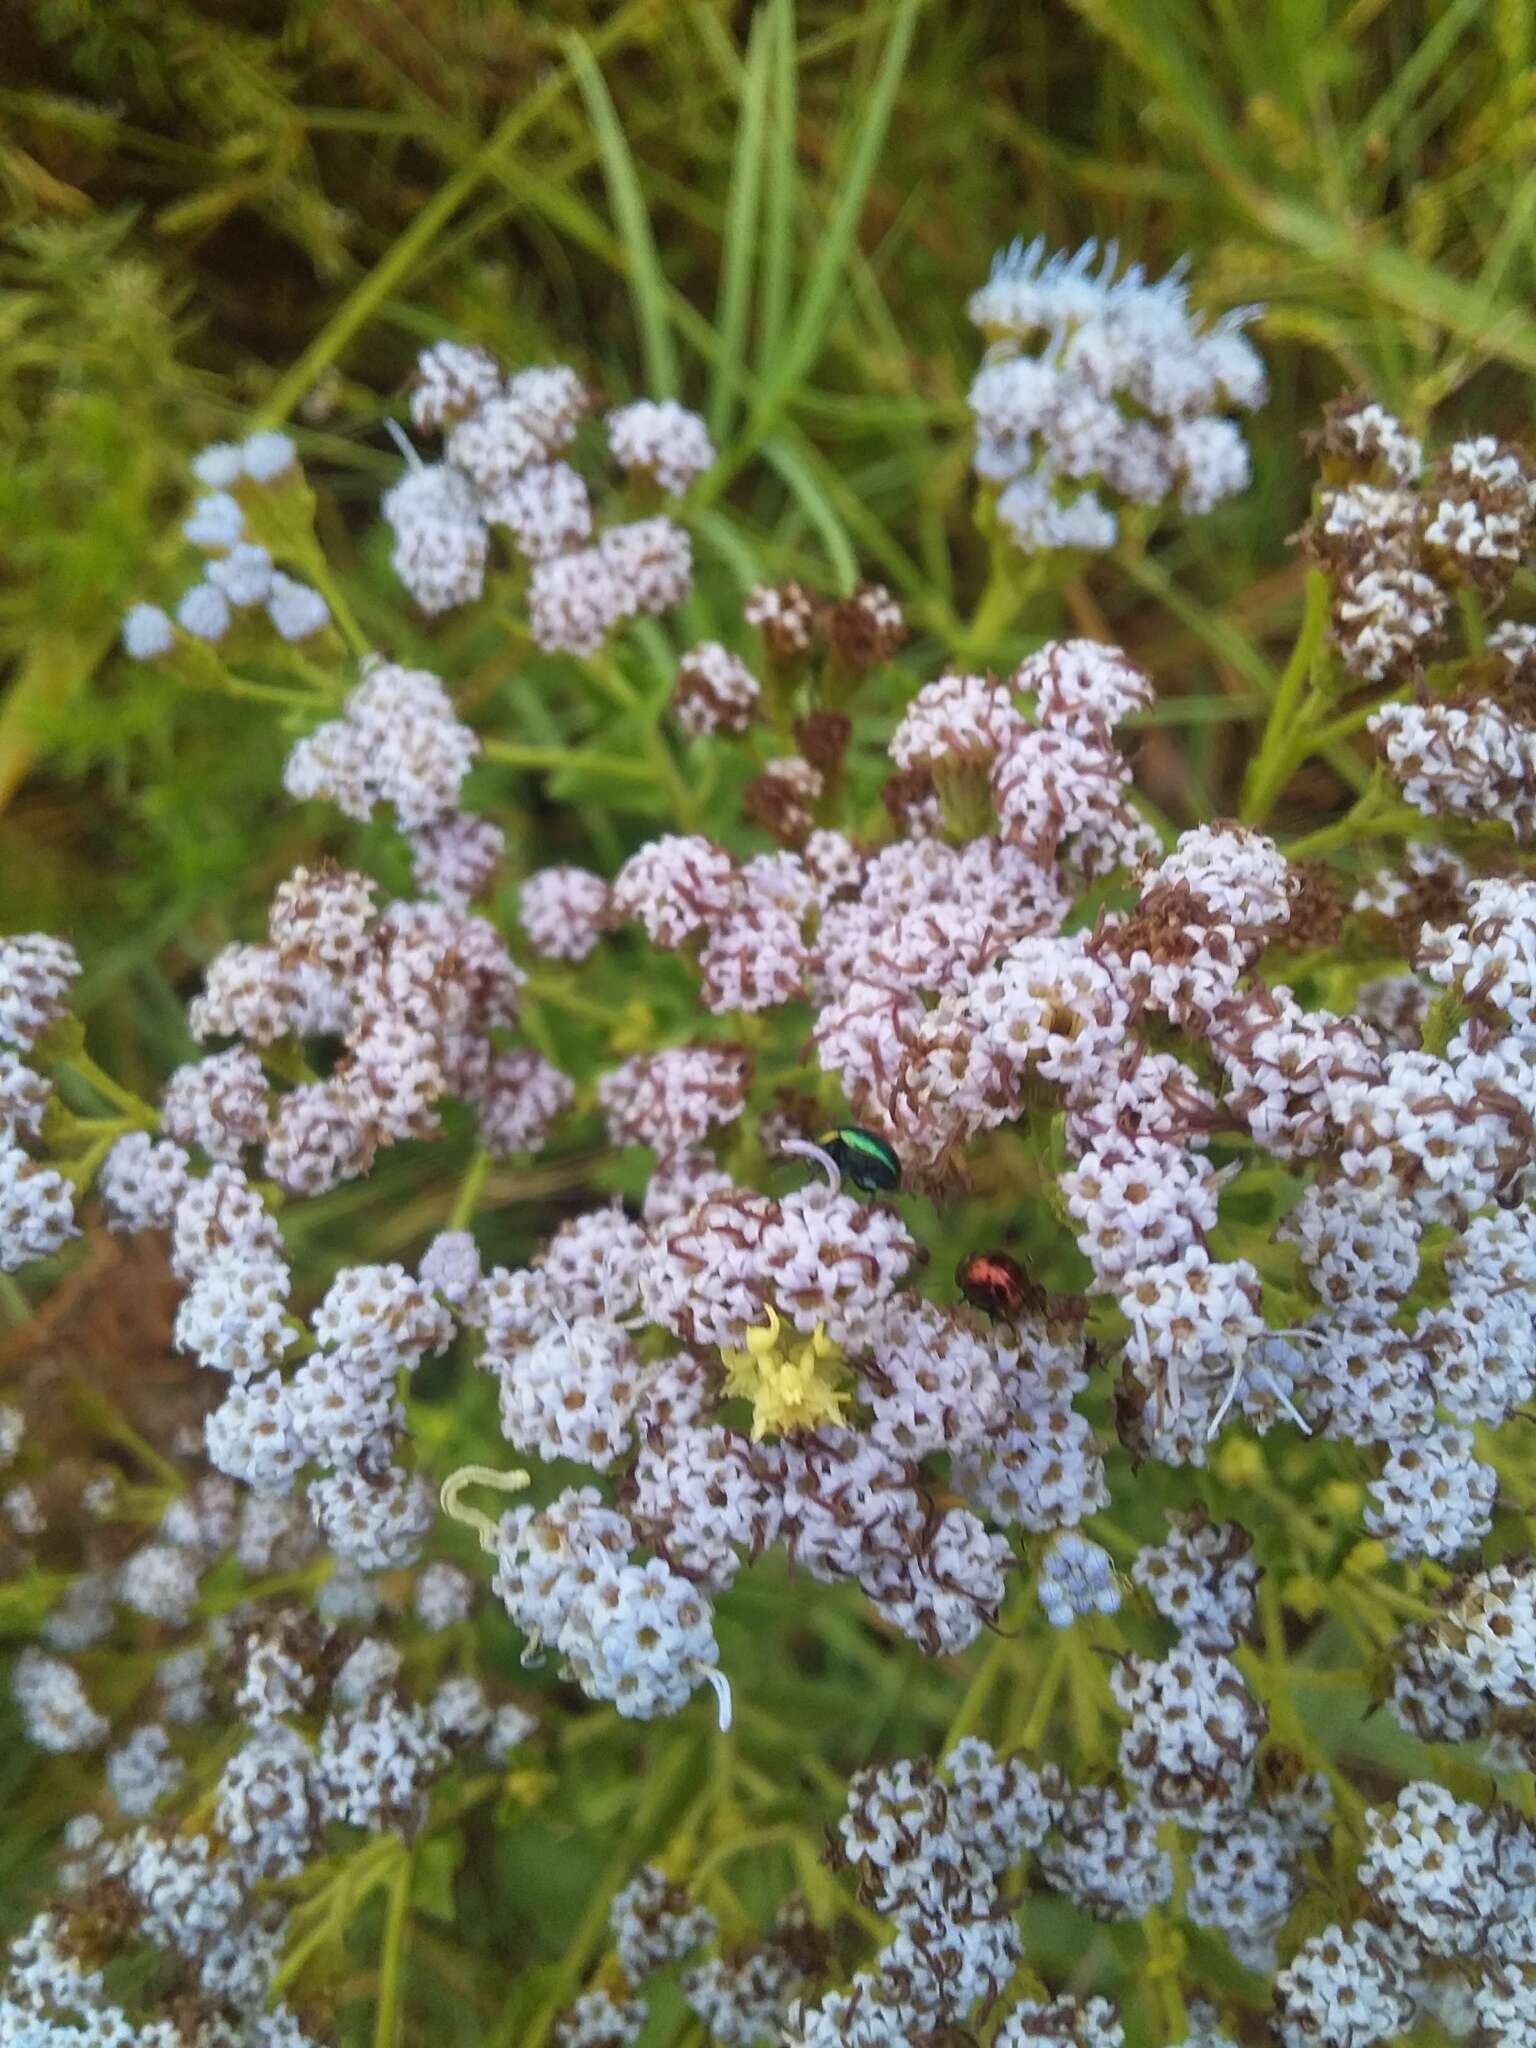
left=5, top=3, right=1536, bottom=2042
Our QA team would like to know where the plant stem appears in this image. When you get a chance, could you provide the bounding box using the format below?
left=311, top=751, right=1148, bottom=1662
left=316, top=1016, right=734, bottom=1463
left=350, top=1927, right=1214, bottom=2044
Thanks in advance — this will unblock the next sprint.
left=68, top=1384, right=184, bottom=1493
left=1015, top=1631, right=1071, bottom=1749
left=960, top=554, right=1047, bottom=661
left=1064, top=1623, right=1107, bottom=1757
left=1143, top=1893, right=1189, bottom=2042
left=298, top=553, right=370, bottom=661
left=373, top=1848, right=413, bottom=2048
left=253, top=8, right=649, bottom=430
left=213, top=672, right=329, bottom=709
left=63, top=1129, right=122, bottom=1192
left=1308, top=690, right=1402, bottom=756
left=522, top=976, right=624, bottom=1027
left=581, top=650, right=643, bottom=715
left=1282, top=792, right=1426, bottom=861
left=65, top=1054, right=155, bottom=1125
left=277, top=650, right=350, bottom=699
left=446, top=1149, right=491, bottom=1232
left=584, top=652, right=698, bottom=828
left=1240, top=568, right=1332, bottom=822
left=480, top=738, right=659, bottom=784
left=514, top=1737, right=695, bottom=2048
left=941, top=1621, right=1012, bottom=1749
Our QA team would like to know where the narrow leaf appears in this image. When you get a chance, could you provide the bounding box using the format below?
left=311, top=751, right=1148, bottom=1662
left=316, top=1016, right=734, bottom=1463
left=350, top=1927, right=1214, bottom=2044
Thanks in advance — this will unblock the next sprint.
left=567, top=34, right=681, bottom=398
left=708, top=6, right=772, bottom=439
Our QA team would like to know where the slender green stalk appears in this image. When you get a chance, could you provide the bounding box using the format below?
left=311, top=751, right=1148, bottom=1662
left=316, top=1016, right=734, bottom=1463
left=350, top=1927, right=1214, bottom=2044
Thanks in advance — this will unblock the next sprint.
left=1015, top=1631, right=1071, bottom=1749
left=940, top=1620, right=1013, bottom=1749
left=62, top=1128, right=123, bottom=1192
left=479, top=738, right=658, bottom=784
left=1282, top=792, right=1426, bottom=861
left=1239, top=568, right=1333, bottom=822
left=959, top=556, right=1046, bottom=661
left=64, top=1053, right=156, bottom=1125
left=253, top=10, right=649, bottom=429
left=0, top=1276, right=32, bottom=1328
left=68, top=1385, right=185, bottom=1493
left=1143, top=1895, right=1189, bottom=2042
left=571, top=649, right=697, bottom=820
left=446, top=1149, right=492, bottom=1232
left=373, top=1849, right=414, bottom=2048
left=296, top=552, right=370, bottom=661
left=514, top=1738, right=697, bottom=2048
left=567, top=35, right=679, bottom=399
left=204, top=672, right=329, bottom=710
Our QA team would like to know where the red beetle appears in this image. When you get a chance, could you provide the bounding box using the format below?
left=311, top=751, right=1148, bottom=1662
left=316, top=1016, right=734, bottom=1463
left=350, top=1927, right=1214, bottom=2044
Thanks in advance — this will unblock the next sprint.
left=956, top=1249, right=1041, bottom=1323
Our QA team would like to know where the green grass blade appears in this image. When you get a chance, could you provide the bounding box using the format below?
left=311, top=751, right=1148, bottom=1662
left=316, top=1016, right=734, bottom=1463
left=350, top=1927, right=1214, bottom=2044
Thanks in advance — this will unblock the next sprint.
left=707, top=7, right=772, bottom=441
left=566, top=32, right=681, bottom=398
left=757, top=0, right=798, bottom=375
left=762, top=435, right=859, bottom=591
left=752, top=0, right=917, bottom=428
left=1347, top=0, right=1487, bottom=167
left=253, top=8, right=648, bottom=427
left=1116, top=547, right=1276, bottom=696
left=692, top=507, right=769, bottom=595
left=1255, top=194, right=1536, bottom=379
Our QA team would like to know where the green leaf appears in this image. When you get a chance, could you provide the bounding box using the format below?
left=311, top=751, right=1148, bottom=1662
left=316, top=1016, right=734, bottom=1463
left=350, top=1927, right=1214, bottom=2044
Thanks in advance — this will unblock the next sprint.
left=761, top=434, right=859, bottom=591
left=748, top=0, right=918, bottom=441
left=707, top=5, right=772, bottom=439
left=567, top=33, right=681, bottom=399
left=757, top=0, right=798, bottom=374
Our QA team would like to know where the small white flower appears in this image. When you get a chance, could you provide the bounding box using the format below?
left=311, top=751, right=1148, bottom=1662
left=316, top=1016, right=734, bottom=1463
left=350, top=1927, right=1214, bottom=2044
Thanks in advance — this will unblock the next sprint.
left=176, top=580, right=232, bottom=641
left=241, top=430, right=297, bottom=482
left=121, top=601, right=175, bottom=659
left=182, top=489, right=247, bottom=550
left=266, top=572, right=331, bottom=640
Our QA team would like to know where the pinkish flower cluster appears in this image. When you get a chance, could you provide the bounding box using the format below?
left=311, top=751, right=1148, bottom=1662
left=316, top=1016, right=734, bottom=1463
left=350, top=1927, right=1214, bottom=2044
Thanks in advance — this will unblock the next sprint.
left=385, top=343, right=711, bottom=647
left=16, top=288, right=1536, bottom=2048
left=1307, top=396, right=1536, bottom=683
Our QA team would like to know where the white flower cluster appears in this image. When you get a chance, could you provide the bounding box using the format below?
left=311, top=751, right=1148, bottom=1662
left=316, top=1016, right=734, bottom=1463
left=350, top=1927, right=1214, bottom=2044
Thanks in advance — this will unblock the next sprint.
left=121, top=431, right=331, bottom=654
left=968, top=237, right=1265, bottom=553
left=492, top=1486, right=728, bottom=1725
left=13, top=1649, right=109, bottom=1753
left=1130, top=1509, right=1259, bottom=1647
left=1372, top=622, right=1536, bottom=837
left=22, top=308, right=1536, bottom=2048
left=0, top=934, right=80, bottom=1274
left=570, top=1724, right=1330, bottom=2048
left=1390, top=1553, right=1536, bottom=1754
left=1272, top=1778, right=1536, bottom=2048
left=1037, top=1531, right=1121, bottom=1628
left=384, top=341, right=711, bottom=647
left=3, top=1524, right=539, bottom=2042
left=556, top=1741, right=1064, bottom=2048
left=670, top=639, right=762, bottom=738
left=1, top=1336, right=542, bottom=2038
left=1109, top=1643, right=1267, bottom=1830
left=1308, top=397, right=1536, bottom=687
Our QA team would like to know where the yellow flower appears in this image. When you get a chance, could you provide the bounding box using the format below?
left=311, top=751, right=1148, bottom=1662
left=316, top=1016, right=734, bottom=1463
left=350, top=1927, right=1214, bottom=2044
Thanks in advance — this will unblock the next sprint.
left=720, top=1305, right=851, bottom=1440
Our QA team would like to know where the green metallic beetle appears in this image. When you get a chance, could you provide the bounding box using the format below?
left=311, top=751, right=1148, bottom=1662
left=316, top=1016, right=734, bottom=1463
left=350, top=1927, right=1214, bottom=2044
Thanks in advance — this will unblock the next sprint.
left=815, top=1124, right=902, bottom=1196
